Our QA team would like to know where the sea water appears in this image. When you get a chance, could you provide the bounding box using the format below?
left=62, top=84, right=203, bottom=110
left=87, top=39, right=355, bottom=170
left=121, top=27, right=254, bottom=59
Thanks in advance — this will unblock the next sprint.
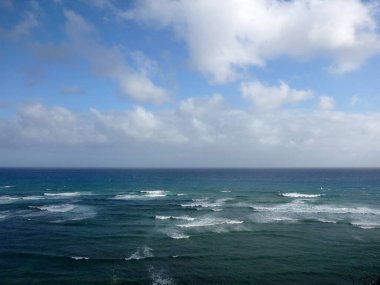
left=0, top=168, right=379, bottom=284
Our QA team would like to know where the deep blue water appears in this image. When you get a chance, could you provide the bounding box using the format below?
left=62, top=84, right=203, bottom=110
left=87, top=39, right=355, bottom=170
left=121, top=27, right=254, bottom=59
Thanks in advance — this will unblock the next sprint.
left=0, top=168, right=379, bottom=284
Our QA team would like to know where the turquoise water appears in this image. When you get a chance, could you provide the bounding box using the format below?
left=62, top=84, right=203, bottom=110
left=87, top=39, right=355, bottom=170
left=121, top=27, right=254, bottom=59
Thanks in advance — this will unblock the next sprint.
left=0, top=168, right=379, bottom=284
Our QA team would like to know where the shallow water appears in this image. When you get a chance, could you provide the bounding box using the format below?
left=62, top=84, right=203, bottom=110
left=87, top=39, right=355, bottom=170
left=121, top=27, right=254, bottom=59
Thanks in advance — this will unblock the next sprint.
left=0, top=168, right=379, bottom=284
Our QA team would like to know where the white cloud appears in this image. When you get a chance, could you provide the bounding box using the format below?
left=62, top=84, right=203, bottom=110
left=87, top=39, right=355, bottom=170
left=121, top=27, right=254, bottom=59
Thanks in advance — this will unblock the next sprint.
left=0, top=103, right=107, bottom=146
left=126, top=0, right=380, bottom=83
left=63, top=10, right=168, bottom=104
left=3, top=99, right=380, bottom=166
left=241, top=80, right=313, bottom=110
left=318, top=95, right=335, bottom=110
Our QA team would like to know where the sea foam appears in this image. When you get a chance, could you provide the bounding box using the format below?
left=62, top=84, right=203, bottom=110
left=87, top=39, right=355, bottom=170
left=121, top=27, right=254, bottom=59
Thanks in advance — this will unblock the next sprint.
left=155, top=215, right=195, bottom=221
left=177, top=217, right=243, bottom=228
left=280, top=192, right=321, bottom=198
left=125, top=246, right=153, bottom=260
left=33, top=204, right=76, bottom=212
left=44, top=192, right=81, bottom=197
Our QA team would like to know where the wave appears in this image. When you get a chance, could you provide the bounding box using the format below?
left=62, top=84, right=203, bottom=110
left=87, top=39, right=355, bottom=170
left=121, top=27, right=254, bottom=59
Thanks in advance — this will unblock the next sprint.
left=0, top=195, right=45, bottom=204
left=114, top=190, right=168, bottom=200
left=252, top=200, right=380, bottom=215
left=251, top=200, right=380, bottom=228
left=31, top=204, right=76, bottom=213
left=125, top=246, right=153, bottom=261
left=181, top=198, right=233, bottom=209
left=70, top=256, right=90, bottom=260
left=0, top=185, right=15, bottom=189
left=0, top=196, right=19, bottom=204
left=177, top=217, right=243, bottom=228
left=176, top=193, right=185, bottom=196
left=44, top=192, right=81, bottom=197
left=350, top=221, right=380, bottom=229
left=155, top=215, right=195, bottom=221
left=165, top=229, right=190, bottom=239
left=140, top=190, right=168, bottom=197
left=280, top=192, right=321, bottom=198
left=221, top=190, right=231, bottom=193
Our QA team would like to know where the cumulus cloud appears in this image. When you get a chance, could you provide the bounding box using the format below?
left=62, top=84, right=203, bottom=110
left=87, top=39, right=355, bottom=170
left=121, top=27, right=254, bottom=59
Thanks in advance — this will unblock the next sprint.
left=63, top=10, right=168, bottom=104
left=0, top=103, right=106, bottom=147
left=241, top=80, right=313, bottom=110
left=126, top=0, right=380, bottom=83
left=318, top=95, right=335, bottom=110
left=2, top=99, right=380, bottom=166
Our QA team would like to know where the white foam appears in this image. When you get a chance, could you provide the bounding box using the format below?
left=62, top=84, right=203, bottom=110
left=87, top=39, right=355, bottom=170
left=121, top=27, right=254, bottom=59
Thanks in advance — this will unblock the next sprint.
left=221, top=190, right=231, bottom=193
left=22, top=196, right=45, bottom=200
left=165, top=229, right=190, bottom=239
left=350, top=221, right=380, bottom=229
left=140, top=190, right=168, bottom=197
left=0, top=185, right=15, bottom=189
left=280, top=192, right=321, bottom=198
left=0, top=196, right=19, bottom=204
left=181, top=198, right=232, bottom=209
left=33, top=204, right=76, bottom=212
left=177, top=217, right=243, bottom=228
left=114, top=190, right=168, bottom=200
left=150, top=267, right=174, bottom=285
left=155, top=215, right=195, bottom=221
left=125, top=246, right=153, bottom=260
left=70, top=256, right=89, bottom=260
left=176, top=193, right=185, bottom=196
left=44, top=192, right=81, bottom=197
left=252, top=200, right=380, bottom=215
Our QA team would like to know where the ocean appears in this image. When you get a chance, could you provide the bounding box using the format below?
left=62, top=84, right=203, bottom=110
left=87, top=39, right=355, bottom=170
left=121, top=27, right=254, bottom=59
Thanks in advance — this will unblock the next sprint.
left=0, top=168, right=379, bottom=284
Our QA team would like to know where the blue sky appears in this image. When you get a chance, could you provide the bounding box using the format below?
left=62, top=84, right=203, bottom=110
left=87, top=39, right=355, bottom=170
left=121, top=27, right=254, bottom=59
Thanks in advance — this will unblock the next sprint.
left=1, top=0, right=380, bottom=167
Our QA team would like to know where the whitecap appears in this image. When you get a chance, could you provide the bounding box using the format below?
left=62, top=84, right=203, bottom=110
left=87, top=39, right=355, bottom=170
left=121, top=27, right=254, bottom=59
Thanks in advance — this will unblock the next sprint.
left=44, top=192, right=81, bottom=197
left=0, top=196, right=19, bottom=204
left=177, top=217, right=243, bottom=228
left=221, top=190, right=231, bottom=193
left=140, top=190, right=168, bottom=197
left=0, top=185, right=15, bottom=189
left=165, top=229, right=190, bottom=239
left=155, top=215, right=195, bottom=221
left=32, top=204, right=76, bottom=212
left=70, top=256, right=89, bottom=260
left=125, top=246, right=153, bottom=260
left=21, top=196, right=45, bottom=200
left=181, top=198, right=232, bottom=209
left=280, top=192, right=321, bottom=198
left=350, top=221, right=380, bottom=229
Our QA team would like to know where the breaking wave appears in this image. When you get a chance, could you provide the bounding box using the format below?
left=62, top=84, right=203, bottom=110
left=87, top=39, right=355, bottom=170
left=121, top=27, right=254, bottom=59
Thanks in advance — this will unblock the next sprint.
left=177, top=217, right=243, bottom=228
left=280, top=192, right=321, bottom=198
left=44, top=192, right=81, bottom=197
left=155, top=215, right=195, bottom=221
left=125, top=246, right=153, bottom=260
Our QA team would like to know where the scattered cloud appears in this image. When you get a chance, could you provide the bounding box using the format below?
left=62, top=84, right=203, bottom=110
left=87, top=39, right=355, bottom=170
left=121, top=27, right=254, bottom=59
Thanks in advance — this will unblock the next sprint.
left=241, top=80, right=313, bottom=110
left=126, top=0, right=380, bottom=83
left=63, top=10, right=169, bottom=104
left=8, top=11, right=39, bottom=40
left=318, top=96, right=335, bottom=110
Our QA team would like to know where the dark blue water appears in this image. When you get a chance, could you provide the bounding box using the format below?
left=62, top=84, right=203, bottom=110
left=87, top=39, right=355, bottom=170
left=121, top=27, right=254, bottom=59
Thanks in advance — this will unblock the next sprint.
left=0, top=168, right=379, bottom=284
